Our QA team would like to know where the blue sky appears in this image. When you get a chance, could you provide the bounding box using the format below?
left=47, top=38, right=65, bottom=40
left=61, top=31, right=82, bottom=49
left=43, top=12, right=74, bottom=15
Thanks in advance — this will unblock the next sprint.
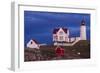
left=24, top=11, right=90, bottom=46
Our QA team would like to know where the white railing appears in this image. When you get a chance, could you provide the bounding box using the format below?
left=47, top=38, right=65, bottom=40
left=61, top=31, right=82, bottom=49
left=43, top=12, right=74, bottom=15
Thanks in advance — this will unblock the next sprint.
left=54, top=37, right=80, bottom=46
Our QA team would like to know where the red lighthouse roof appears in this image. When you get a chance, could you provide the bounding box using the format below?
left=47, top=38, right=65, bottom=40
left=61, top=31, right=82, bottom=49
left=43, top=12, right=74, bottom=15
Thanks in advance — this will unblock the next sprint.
left=81, top=17, right=86, bottom=26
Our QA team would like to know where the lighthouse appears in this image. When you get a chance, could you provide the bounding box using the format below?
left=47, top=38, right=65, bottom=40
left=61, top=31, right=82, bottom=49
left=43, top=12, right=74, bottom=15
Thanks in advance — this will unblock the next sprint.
left=80, top=18, right=87, bottom=40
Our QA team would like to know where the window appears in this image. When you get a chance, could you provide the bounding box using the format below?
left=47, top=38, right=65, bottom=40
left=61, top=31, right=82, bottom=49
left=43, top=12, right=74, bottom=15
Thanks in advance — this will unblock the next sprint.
left=54, top=35, right=58, bottom=41
left=31, top=41, right=33, bottom=44
left=59, top=36, right=63, bottom=40
left=59, top=31, right=63, bottom=35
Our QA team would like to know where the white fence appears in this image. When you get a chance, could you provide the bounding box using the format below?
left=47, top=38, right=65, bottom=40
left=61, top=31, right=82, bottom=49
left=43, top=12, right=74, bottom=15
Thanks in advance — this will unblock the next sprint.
left=54, top=37, right=80, bottom=46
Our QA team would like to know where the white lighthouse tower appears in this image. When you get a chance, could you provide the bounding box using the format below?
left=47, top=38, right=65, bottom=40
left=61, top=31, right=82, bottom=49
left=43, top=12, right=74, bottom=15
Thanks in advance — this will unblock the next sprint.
left=80, top=18, right=87, bottom=40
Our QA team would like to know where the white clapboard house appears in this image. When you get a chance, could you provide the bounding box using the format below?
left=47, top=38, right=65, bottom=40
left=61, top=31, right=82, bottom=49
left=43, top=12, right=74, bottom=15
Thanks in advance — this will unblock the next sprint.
left=53, top=18, right=86, bottom=46
left=27, top=39, right=40, bottom=49
left=53, top=28, right=69, bottom=42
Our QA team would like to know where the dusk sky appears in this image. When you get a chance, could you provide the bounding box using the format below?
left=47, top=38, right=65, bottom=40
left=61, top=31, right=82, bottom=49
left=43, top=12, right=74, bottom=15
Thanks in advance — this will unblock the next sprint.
left=24, top=11, right=90, bottom=46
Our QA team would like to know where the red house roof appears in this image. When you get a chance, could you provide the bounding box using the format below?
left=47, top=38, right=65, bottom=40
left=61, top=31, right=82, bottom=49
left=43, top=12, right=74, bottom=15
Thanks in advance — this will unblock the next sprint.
left=53, top=28, right=68, bottom=34
left=31, top=39, right=38, bottom=44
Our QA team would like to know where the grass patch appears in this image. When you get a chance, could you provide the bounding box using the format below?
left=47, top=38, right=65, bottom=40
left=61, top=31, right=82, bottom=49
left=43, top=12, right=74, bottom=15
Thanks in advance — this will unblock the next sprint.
left=24, top=40, right=90, bottom=61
